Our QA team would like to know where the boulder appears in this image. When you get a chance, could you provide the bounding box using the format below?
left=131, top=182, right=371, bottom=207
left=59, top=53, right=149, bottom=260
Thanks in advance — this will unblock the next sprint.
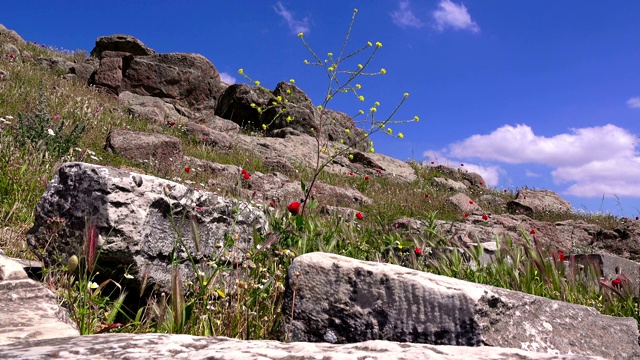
left=265, top=81, right=318, bottom=136
left=0, top=252, right=79, bottom=345
left=593, top=218, right=640, bottom=262
left=281, top=252, right=640, bottom=359
left=122, top=53, right=223, bottom=110
left=0, top=24, right=25, bottom=44
left=508, top=189, right=573, bottom=218
left=0, top=333, right=606, bottom=360
left=90, top=34, right=156, bottom=58
left=215, top=83, right=272, bottom=128
left=216, top=82, right=368, bottom=151
left=445, top=193, right=482, bottom=214
left=93, top=55, right=125, bottom=92
left=348, top=152, right=417, bottom=182
left=432, top=177, right=467, bottom=192
left=34, top=57, right=96, bottom=84
left=320, top=109, right=368, bottom=151
left=427, top=164, right=486, bottom=188
left=118, top=91, right=189, bottom=126
left=105, top=129, right=183, bottom=174
left=26, top=162, right=268, bottom=298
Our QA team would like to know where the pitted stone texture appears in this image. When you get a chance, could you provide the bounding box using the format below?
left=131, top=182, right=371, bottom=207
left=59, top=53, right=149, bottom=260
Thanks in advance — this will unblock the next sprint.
left=446, top=193, right=482, bottom=214
left=281, top=252, right=640, bottom=360
left=90, top=34, right=156, bottom=58
left=119, top=91, right=190, bottom=126
left=0, top=254, right=78, bottom=345
left=0, top=252, right=27, bottom=280
left=26, top=162, right=268, bottom=296
left=0, top=333, right=606, bottom=360
left=122, top=53, right=222, bottom=110
left=508, top=189, right=573, bottom=218
left=105, top=129, right=183, bottom=173
left=0, top=24, right=26, bottom=44
left=432, top=177, right=468, bottom=192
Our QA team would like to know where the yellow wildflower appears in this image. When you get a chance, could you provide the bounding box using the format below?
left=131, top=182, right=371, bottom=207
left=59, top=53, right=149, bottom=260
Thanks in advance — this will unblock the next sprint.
left=358, top=95, right=365, bottom=102
left=398, top=132, right=404, bottom=139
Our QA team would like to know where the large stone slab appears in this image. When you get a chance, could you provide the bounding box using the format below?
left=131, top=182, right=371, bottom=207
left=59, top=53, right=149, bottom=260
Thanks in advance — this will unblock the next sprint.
left=281, top=252, right=640, bottom=360
left=26, top=162, right=268, bottom=297
left=0, top=253, right=79, bottom=345
left=0, top=333, right=606, bottom=359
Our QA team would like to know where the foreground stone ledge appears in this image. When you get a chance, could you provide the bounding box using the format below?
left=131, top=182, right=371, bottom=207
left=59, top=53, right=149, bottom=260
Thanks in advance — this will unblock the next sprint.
left=281, top=252, right=640, bottom=360
left=0, top=254, right=79, bottom=346
left=0, top=333, right=605, bottom=360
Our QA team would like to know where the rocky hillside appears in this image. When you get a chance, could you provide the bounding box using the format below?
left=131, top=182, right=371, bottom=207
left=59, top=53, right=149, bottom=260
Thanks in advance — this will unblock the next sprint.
left=1, top=24, right=640, bottom=359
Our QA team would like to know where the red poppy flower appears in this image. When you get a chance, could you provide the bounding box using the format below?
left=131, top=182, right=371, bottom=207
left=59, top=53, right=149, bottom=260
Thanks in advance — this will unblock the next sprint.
left=287, top=201, right=300, bottom=215
left=364, top=176, right=370, bottom=181
left=415, top=247, right=423, bottom=256
left=9, top=53, right=14, bottom=59
left=482, top=214, right=488, bottom=220
left=557, top=250, right=567, bottom=261
left=464, top=213, right=469, bottom=218
left=184, top=167, right=190, bottom=173
left=480, top=182, right=483, bottom=186
left=355, top=212, right=364, bottom=220
left=376, top=169, right=382, bottom=174
left=243, top=173, right=250, bottom=180
left=169, top=121, right=176, bottom=127
left=529, top=229, right=536, bottom=235
left=349, top=171, right=354, bottom=176
left=611, top=276, right=626, bottom=288
left=469, top=200, right=474, bottom=205
left=425, top=193, right=430, bottom=198
left=269, top=200, right=276, bottom=208
left=241, top=169, right=247, bottom=175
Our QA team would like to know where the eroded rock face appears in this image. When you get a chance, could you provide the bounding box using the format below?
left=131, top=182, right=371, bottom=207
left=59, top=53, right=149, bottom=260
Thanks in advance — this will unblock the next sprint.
left=280, top=252, right=640, bottom=360
left=122, top=53, right=223, bottom=110
left=90, top=34, right=156, bottom=58
left=0, top=252, right=79, bottom=345
left=26, top=162, right=268, bottom=297
left=118, top=91, right=190, bottom=126
left=0, top=333, right=607, bottom=360
left=508, top=189, right=573, bottom=217
left=104, top=129, right=183, bottom=174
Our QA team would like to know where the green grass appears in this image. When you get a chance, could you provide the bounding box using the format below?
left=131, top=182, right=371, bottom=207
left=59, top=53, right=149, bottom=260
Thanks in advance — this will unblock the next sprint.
left=0, top=36, right=638, bottom=339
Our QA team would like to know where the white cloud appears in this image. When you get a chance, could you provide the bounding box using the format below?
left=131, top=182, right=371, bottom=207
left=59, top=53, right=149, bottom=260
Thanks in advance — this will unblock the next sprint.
left=525, top=170, right=541, bottom=177
left=428, top=123, right=640, bottom=198
left=447, top=124, right=636, bottom=167
left=273, top=2, right=310, bottom=35
left=627, top=97, right=640, bottom=109
left=391, top=1, right=424, bottom=28
left=219, top=72, right=237, bottom=85
left=422, top=151, right=501, bottom=186
left=432, top=0, right=479, bottom=33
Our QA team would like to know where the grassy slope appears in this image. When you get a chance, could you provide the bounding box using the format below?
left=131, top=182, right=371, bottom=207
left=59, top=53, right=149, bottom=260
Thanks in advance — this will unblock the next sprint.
left=0, top=36, right=636, bottom=338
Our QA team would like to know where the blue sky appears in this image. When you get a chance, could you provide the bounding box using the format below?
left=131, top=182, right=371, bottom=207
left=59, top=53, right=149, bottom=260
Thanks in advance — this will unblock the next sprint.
left=3, top=1, right=640, bottom=216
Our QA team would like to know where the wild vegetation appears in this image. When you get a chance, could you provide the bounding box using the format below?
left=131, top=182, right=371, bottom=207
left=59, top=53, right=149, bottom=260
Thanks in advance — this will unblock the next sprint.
left=0, top=17, right=637, bottom=339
